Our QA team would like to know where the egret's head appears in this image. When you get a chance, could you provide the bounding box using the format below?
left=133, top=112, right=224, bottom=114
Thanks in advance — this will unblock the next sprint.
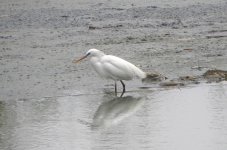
left=86, top=49, right=105, bottom=57
left=73, top=48, right=105, bottom=63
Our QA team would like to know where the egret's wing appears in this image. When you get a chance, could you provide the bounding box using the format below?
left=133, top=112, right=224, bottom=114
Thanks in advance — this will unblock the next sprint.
left=102, top=62, right=133, bottom=80
left=101, top=55, right=146, bottom=80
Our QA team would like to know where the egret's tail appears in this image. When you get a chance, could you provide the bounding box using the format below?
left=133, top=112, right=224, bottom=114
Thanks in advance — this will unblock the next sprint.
left=137, top=69, right=147, bottom=79
left=129, top=64, right=147, bottom=79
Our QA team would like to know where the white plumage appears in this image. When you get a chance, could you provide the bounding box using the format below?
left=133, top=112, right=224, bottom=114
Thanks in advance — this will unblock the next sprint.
left=74, top=48, right=146, bottom=96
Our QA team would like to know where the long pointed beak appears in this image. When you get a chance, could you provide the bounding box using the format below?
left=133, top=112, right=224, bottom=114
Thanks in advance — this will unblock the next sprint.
left=73, top=54, right=88, bottom=63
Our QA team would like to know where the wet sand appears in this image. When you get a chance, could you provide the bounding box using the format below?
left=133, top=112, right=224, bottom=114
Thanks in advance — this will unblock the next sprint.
left=0, top=0, right=227, bottom=100
left=0, top=0, right=227, bottom=150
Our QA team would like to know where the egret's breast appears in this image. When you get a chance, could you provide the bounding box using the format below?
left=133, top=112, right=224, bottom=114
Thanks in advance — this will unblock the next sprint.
left=90, top=57, right=107, bottom=78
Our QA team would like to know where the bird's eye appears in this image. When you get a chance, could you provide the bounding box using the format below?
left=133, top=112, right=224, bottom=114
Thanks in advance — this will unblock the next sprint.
left=87, top=52, right=91, bottom=56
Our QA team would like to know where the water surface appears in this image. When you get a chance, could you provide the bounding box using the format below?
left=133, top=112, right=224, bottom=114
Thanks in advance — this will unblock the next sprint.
left=0, top=83, right=227, bottom=150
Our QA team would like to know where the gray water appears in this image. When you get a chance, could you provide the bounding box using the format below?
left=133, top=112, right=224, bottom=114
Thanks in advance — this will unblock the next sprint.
left=0, top=82, right=227, bottom=150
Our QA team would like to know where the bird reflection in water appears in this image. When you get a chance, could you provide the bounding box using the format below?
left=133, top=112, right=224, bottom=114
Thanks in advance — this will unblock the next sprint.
left=92, top=95, right=144, bottom=129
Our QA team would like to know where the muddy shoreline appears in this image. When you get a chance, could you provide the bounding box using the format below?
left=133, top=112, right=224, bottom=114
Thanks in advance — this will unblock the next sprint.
left=0, top=0, right=227, bottom=101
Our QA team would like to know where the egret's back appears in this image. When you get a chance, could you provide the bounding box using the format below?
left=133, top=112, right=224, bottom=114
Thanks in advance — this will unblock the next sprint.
left=99, top=55, right=146, bottom=81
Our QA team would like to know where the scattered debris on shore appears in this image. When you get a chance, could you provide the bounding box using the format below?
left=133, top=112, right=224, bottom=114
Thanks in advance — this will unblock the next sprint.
left=143, top=69, right=227, bottom=87
left=142, top=72, right=167, bottom=82
left=203, top=69, right=227, bottom=82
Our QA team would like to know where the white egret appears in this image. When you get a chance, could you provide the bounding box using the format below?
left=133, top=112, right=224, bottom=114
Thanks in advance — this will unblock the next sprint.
left=73, top=49, right=146, bottom=96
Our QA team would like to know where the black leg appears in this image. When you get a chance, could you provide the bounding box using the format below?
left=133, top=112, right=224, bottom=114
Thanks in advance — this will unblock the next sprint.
left=114, top=81, right=117, bottom=96
left=120, top=80, right=125, bottom=97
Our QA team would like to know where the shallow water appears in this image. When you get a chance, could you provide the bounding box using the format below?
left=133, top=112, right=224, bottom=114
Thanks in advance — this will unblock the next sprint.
left=0, top=82, right=227, bottom=150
